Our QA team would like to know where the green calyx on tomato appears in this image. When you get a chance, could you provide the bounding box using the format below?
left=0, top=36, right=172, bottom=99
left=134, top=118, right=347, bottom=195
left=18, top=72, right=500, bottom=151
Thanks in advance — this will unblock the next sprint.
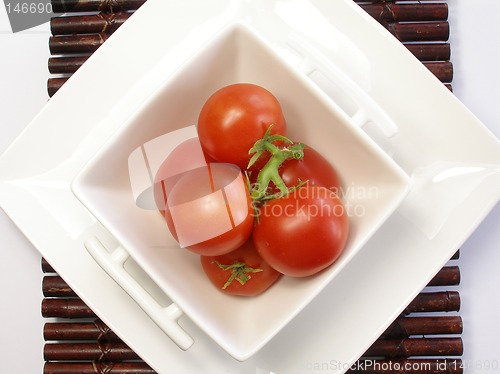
left=215, top=261, right=263, bottom=289
left=248, top=126, right=308, bottom=202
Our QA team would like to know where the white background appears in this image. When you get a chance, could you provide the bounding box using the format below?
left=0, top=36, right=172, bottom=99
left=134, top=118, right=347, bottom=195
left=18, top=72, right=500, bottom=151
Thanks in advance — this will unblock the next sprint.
left=1, top=1, right=499, bottom=373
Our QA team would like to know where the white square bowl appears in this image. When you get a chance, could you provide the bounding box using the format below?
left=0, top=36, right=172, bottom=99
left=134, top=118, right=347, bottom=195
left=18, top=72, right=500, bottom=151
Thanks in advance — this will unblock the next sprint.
left=71, top=21, right=409, bottom=361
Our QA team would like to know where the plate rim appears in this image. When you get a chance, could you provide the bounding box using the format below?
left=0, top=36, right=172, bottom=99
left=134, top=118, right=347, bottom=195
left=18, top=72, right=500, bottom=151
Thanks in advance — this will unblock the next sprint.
left=0, top=0, right=499, bottom=372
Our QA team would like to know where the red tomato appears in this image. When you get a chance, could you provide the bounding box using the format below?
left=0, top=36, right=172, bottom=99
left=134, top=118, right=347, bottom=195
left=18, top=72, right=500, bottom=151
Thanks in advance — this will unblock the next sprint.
left=157, top=163, right=254, bottom=256
left=197, top=83, right=287, bottom=170
left=253, top=186, right=349, bottom=277
left=200, top=239, right=282, bottom=296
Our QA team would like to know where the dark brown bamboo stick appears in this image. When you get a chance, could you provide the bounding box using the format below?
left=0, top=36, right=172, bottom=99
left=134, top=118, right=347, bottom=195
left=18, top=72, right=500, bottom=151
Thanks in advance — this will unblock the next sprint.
left=387, top=21, right=449, bottom=42
left=40, top=291, right=460, bottom=322
left=405, top=43, right=451, bottom=62
left=49, top=34, right=107, bottom=54
left=427, top=266, right=460, bottom=287
left=43, top=337, right=462, bottom=362
left=51, top=0, right=446, bottom=14
left=40, top=267, right=460, bottom=301
left=48, top=3, right=448, bottom=37
left=44, top=319, right=119, bottom=342
left=48, top=77, right=69, bottom=97
left=404, top=292, right=461, bottom=314
left=51, top=0, right=145, bottom=13
left=348, top=359, right=463, bottom=374
left=42, top=298, right=96, bottom=319
left=361, top=3, right=448, bottom=22
left=47, top=45, right=451, bottom=77
left=44, top=342, right=141, bottom=361
left=364, top=337, right=463, bottom=358
left=43, top=276, right=78, bottom=298
left=42, top=276, right=75, bottom=298
left=42, top=258, right=56, bottom=274
left=50, top=12, right=132, bottom=35
left=47, top=64, right=452, bottom=98
left=48, top=55, right=89, bottom=75
left=50, top=0, right=449, bottom=17
left=423, top=61, right=453, bottom=83
left=47, top=72, right=452, bottom=98
left=44, top=314, right=462, bottom=343
left=382, top=316, right=463, bottom=338
left=44, top=361, right=156, bottom=374
left=40, top=249, right=460, bottom=273
left=47, top=21, right=448, bottom=56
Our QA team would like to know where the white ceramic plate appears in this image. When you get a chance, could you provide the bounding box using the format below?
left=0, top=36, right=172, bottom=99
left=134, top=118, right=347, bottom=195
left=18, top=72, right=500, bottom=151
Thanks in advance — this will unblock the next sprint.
left=69, top=21, right=409, bottom=361
left=0, top=0, right=499, bottom=373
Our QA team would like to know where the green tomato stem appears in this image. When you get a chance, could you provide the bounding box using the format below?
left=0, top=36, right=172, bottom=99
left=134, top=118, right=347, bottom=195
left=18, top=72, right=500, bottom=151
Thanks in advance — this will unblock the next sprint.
left=215, top=261, right=263, bottom=289
left=248, top=125, right=307, bottom=202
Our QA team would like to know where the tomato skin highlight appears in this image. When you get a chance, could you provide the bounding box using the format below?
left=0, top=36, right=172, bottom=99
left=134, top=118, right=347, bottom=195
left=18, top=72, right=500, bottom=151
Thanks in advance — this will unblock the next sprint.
left=200, top=239, right=282, bottom=296
left=197, top=83, right=287, bottom=170
left=253, top=186, right=349, bottom=277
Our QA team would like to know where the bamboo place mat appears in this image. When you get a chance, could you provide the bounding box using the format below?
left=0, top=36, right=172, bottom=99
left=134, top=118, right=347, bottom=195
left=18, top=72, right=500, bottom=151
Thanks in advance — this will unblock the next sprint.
left=43, top=1, right=462, bottom=373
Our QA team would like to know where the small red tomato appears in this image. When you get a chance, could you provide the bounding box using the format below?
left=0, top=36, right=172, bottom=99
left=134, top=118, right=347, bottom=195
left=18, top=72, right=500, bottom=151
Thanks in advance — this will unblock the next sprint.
left=156, top=162, right=254, bottom=256
left=200, top=239, right=282, bottom=296
left=253, top=186, right=349, bottom=277
left=197, top=83, right=287, bottom=170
